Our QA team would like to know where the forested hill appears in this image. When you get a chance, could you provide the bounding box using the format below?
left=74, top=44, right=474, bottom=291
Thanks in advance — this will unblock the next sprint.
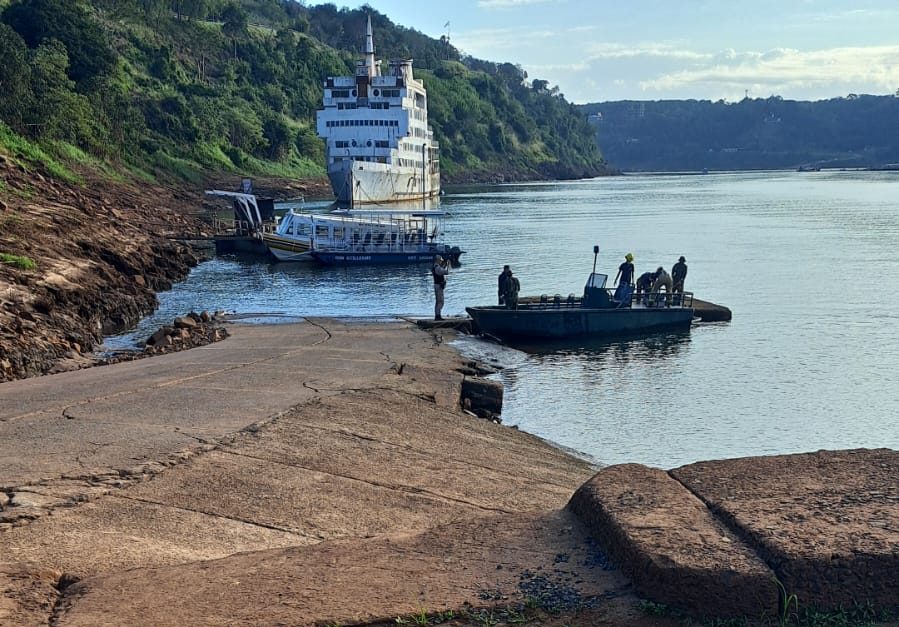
left=0, top=0, right=607, bottom=186
left=582, top=96, right=899, bottom=172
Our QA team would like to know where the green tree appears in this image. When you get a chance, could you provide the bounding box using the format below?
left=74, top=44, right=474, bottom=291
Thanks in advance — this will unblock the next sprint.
left=2, top=0, right=116, bottom=85
left=221, top=2, right=248, bottom=59
left=0, top=24, right=34, bottom=132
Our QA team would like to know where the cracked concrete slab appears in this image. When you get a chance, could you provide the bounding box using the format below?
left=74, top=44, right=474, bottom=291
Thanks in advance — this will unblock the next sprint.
left=671, top=449, right=899, bottom=612
left=55, top=510, right=627, bottom=627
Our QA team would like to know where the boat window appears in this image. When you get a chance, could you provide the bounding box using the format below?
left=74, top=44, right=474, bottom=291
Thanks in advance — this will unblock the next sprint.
left=298, top=223, right=311, bottom=236
left=316, top=224, right=329, bottom=237
left=333, top=227, right=345, bottom=239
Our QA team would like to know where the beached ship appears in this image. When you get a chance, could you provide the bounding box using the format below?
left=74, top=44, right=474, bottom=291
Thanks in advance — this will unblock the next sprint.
left=466, top=250, right=694, bottom=342
left=316, top=16, right=440, bottom=207
left=263, top=208, right=462, bottom=265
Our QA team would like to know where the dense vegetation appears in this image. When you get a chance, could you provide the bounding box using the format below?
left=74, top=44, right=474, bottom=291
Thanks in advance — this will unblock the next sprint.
left=582, top=96, right=899, bottom=172
left=0, top=0, right=606, bottom=185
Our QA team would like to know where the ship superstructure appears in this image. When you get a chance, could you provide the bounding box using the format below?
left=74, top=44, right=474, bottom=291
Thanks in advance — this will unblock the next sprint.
left=316, top=16, right=440, bottom=206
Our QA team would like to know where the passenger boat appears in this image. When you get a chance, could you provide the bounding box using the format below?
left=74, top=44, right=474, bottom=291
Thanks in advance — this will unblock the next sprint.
left=466, top=249, right=694, bottom=341
left=264, top=208, right=462, bottom=265
left=316, top=16, right=440, bottom=207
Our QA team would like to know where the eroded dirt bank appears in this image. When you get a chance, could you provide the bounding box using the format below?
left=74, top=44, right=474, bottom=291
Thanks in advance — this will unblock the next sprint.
left=0, top=157, right=334, bottom=382
left=0, top=158, right=201, bottom=381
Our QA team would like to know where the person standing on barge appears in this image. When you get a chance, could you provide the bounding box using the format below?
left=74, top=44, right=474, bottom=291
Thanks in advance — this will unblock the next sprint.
left=614, top=253, right=635, bottom=303
left=672, top=256, right=688, bottom=293
left=497, top=265, right=511, bottom=306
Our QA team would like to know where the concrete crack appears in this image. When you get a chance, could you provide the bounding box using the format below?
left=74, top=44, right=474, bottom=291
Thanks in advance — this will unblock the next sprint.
left=112, top=493, right=318, bottom=538
left=218, top=449, right=515, bottom=515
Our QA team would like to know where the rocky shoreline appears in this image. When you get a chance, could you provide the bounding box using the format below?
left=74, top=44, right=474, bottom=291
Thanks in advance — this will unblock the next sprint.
left=0, top=158, right=204, bottom=382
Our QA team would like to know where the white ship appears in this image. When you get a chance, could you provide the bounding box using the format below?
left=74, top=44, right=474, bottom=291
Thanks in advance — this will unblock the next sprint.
left=316, top=16, right=440, bottom=207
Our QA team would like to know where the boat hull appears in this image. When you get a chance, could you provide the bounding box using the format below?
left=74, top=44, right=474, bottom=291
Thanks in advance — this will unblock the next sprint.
left=313, top=246, right=460, bottom=266
left=465, top=305, right=694, bottom=340
left=261, top=233, right=313, bottom=262
left=328, top=161, right=440, bottom=206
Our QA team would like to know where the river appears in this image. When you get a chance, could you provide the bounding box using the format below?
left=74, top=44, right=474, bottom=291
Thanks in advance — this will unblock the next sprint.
left=106, top=171, right=899, bottom=468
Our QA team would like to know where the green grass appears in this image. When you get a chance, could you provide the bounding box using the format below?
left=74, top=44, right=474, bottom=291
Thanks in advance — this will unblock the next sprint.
left=191, top=142, right=237, bottom=171
left=0, top=252, right=37, bottom=270
left=239, top=151, right=325, bottom=179
left=151, top=150, right=205, bottom=183
left=48, top=141, right=127, bottom=183
left=0, top=122, right=81, bottom=184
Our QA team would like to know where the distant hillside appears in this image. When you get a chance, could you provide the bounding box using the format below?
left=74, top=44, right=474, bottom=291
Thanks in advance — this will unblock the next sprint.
left=582, top=96, right=899, bottom=172
left=0, top=0, right=607, bottom=186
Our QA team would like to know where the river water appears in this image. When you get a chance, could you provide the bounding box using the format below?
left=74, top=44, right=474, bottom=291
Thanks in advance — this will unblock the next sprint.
left=106, top=171, right=899, bottom=468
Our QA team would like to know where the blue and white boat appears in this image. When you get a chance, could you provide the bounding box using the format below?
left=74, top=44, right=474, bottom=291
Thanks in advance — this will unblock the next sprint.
left=265, top=208, right=462, bottom=265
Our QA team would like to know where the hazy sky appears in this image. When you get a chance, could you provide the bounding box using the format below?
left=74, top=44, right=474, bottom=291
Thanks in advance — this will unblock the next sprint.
left=311, top=1, right=899, bottom=104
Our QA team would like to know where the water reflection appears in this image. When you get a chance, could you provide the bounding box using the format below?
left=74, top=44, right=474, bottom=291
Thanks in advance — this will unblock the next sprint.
left=512, top=328, right=692, bottom=362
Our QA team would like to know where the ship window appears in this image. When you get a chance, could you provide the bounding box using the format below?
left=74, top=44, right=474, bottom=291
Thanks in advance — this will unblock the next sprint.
left=375, top=140, right=388, bottom=148
left=373, top=89, right=380, bottom=96
left=316, top=225, right=329, bottom=237
left=366, top=140, right=372, bottom=147
left=333, top=227, right=345, bottom=239
left=351, top=89, right=357, bottom=97
left=332, top=89, right=349, bottom=98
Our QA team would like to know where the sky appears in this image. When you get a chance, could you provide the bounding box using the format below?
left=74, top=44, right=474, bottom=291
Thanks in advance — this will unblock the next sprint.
left=309, top=1, right=899, bottom=104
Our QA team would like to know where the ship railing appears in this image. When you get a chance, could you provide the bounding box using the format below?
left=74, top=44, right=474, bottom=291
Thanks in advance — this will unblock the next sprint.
left=212, top=216, right=278, bottom=237
left=520, top=290, right=695, bottom=309
left=632, top=290, right=694, bottom=308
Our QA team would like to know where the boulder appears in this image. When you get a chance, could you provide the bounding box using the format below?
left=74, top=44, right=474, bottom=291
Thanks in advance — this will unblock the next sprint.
left=173, top=316, right=198, bottom=330
left=460, top=377, right=503, bottom=416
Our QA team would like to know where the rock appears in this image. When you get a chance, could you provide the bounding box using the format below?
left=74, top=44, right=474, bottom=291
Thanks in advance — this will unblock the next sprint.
left=0, top=492, right=9, bottom=508
left=173, top=316, right=197, bottom=330
left=133, top=275, right=146, bottom=287
left=460, top=377, right=503, bottom=416
left=147, top=327, right=171, bottom=346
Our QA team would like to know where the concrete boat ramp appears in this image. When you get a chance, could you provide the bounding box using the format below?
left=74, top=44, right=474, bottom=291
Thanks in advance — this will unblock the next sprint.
left=1, top=320, right=896, bottom=626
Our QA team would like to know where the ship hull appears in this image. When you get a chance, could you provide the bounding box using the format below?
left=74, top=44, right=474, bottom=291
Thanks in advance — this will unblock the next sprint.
left=328, top=160, right=440, bottom=206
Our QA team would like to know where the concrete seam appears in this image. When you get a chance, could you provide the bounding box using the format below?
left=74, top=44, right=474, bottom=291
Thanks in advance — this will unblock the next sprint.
left=112, top=493, right=317, bottom=537
left=217, top=448, right=515, bottom=515
left=666, top=470, right=785, bottom=596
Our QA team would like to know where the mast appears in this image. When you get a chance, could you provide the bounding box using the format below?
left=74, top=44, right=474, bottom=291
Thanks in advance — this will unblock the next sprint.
left=364, top=15, right=377, bottom=79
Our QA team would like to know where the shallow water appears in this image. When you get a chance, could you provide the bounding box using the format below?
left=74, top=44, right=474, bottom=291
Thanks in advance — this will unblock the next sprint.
left=106, top=171, right=899, bottom=468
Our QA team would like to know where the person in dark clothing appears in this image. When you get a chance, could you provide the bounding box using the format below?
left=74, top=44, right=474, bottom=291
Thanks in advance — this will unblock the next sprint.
left=635, top=271, right=655, bottom=304
left=614, top=253, right=635, bottom=302
left=505, top=271, right=521, bottom=309
left=672, top=256, right=688, bottom=293
left=432, top=255, right=449, bottom=320
left=497, top=265, right=511, bottom=305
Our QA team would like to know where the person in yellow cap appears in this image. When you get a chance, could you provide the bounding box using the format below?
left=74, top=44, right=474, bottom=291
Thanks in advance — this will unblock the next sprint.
left=613, top=253, right=635, bottom=304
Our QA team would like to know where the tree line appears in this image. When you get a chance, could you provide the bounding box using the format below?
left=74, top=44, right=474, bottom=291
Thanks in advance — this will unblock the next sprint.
left=0, top=0, right=607, bottom=184
left=582, top=96, right=899, bottom=172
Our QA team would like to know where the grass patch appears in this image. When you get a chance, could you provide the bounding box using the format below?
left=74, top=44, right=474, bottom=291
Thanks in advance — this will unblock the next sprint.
left=240, top=152, right=325, bottom=179
left=47, top=141, right=127, bottom=183
left=0, top=252, right=37, bottom=270
left=0, top=122, right=81, bottom=184
left=191, top=142, right=236, bottom=171
left=151, top=150, right=204, bottom=183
